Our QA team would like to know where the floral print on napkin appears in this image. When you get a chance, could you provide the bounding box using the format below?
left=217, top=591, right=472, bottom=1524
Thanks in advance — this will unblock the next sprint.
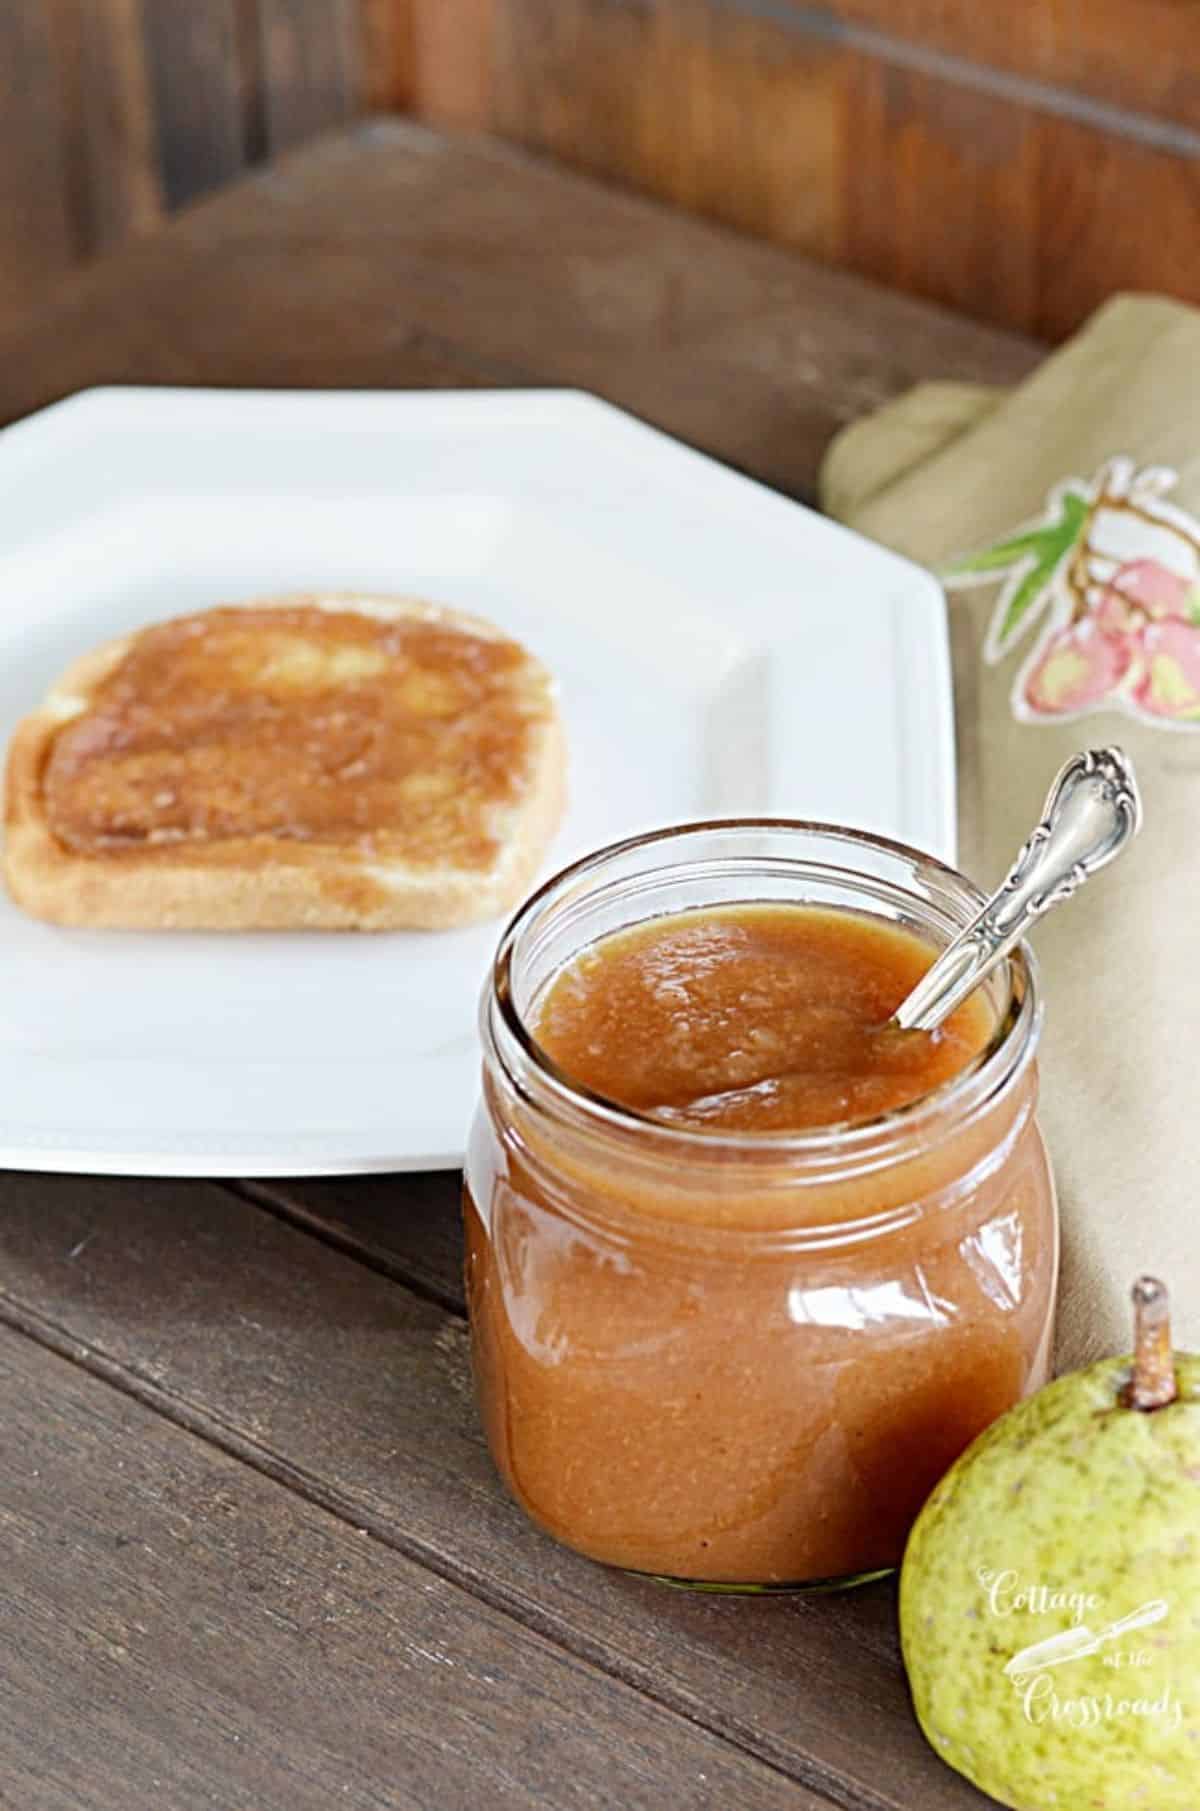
left=944, top=458, right=1200, bottom=728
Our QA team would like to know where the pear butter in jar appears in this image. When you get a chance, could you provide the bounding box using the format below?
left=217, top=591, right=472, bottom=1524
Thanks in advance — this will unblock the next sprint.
left=465, top=823, right=1057, bottom=1590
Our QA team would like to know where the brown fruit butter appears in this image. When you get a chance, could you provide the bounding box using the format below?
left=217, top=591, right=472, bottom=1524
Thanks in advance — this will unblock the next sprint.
left=466, top=831, right=1058, bottom=1589
left=43, top=605, right=545, bottom=872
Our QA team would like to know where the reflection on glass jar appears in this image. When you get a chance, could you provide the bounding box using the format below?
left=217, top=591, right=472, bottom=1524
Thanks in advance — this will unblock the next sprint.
left=465, top=823, right=1058, bottom=1590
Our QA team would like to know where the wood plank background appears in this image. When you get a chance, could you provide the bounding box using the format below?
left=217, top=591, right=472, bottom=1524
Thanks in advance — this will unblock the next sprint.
left=3, top=2, right=1199, bottom=351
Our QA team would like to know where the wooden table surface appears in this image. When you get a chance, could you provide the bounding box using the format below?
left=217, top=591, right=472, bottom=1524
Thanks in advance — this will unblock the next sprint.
left=0, top=119, right=1044, bottom=1811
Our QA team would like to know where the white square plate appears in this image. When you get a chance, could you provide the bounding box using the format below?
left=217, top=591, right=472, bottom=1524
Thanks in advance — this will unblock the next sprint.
left=0, top=387, right=953, bottom=1175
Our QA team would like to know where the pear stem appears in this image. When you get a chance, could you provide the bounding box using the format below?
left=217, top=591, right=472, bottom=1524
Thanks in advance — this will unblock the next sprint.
left=1122, top=1275, right=1177, bottom=1411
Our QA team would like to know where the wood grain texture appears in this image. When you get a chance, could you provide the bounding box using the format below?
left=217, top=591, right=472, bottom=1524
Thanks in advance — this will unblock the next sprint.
left=1032, top=110, right=1200, bottom=340
left=240, top=1172, right=466, bottom=1309
left=407, top=0, right=496, bottom=127
left=6, top=0, right=1200, bottom=340
left=0, top=1321, right=825, bottom=1811
left=257, top=0, right=363, bottom=152
left=360, top=0, right=413, bottom=111
left=491, top=0, right=848, bottom=260
left=799, top=0, right=1200, bottom=130
left=69, top=0, right=166, bottom=252
left=0, top=1, right=80, bottom=329
left=423, top=0, right=1200, bottom=333
left=0, top=1172, right=993, bottom=1810
left=0, top=122, right=1040, bottom=500
left=844, top=57, right=1041, bottom=332
left=140, top=0, right=249, bottom=207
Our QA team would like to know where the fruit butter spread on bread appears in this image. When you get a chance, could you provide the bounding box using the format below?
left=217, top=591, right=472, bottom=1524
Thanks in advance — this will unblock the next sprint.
left=2, top=594, right=565, bottom=930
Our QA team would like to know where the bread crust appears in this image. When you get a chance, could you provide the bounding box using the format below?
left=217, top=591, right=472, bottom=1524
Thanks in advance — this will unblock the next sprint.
left=3, top=593, right=566, bottom=931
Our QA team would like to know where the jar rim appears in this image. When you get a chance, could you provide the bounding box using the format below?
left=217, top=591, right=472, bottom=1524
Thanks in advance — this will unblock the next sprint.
left=487, top=817, right=1042, bottom=1169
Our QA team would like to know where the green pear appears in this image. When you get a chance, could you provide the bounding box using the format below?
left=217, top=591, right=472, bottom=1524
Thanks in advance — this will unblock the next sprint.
left=900, top=1278, right=1200, bottom=1809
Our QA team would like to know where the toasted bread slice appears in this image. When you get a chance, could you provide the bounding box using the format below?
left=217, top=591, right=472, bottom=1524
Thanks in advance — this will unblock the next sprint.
left=3, top=593, right=565, bottom=930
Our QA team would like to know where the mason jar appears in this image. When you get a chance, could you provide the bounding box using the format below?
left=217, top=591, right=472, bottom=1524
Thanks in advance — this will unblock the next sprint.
left=464, top=822, right=1058, bottom=1590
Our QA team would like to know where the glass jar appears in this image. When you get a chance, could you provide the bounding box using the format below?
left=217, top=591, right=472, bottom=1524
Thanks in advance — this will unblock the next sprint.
left=464, top=823, right=1058, bottom=1590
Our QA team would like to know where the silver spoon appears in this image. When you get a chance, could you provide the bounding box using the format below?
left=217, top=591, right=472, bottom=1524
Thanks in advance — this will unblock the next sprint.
left=893, top=745, right=1142, bottom=1033
left=651, top=747, right=1142, bottom=1125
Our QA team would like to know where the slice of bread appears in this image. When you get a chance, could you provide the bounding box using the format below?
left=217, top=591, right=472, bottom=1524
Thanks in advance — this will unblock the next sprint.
left=3, top=593, right=566, bottom=930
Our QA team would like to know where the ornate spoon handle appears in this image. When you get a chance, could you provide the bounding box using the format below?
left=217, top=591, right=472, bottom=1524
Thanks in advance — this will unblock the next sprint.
left=893, top=747, right=1143, bottom=1034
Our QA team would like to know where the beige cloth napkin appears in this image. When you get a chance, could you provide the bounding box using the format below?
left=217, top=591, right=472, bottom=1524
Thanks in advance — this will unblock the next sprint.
left=820, top=293, right=1200, bottom=1369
